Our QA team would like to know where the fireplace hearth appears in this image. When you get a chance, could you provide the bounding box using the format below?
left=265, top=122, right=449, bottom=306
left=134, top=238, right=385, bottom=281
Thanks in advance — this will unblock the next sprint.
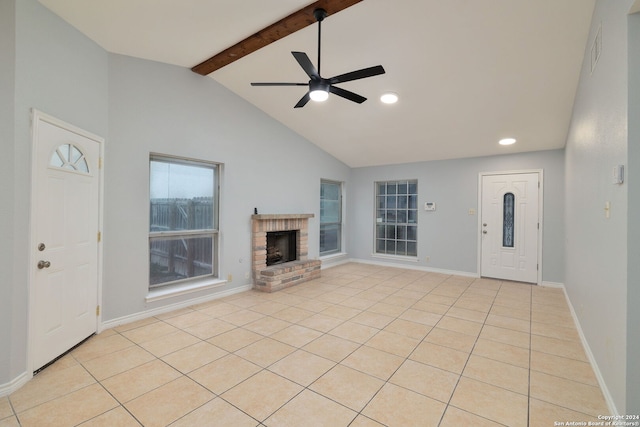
left=251, top=214, right=321, bottom=292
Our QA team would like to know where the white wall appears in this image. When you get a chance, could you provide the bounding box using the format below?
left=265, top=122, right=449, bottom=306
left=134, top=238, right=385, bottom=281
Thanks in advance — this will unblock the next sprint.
left=348, top=150, right=565, bottom=282
left=564, top=0, right=632, bottom=413
left=104, top=54, right=350, bottom=320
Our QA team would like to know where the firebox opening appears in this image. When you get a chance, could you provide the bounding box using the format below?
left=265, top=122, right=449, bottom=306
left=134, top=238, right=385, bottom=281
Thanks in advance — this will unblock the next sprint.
left=266, top=230, right=298, bottom=266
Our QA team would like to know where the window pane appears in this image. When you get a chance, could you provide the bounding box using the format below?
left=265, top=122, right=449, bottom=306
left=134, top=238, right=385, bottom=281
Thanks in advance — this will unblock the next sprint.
left=397, top=225, right=407, bottom=240
left=398, top=195, right=408, bottom=209
left=378, top=183, right=387, bottom=195
left=408, top=195, right=417, bottom=210
left=150, top=160, right=215, bottom=232
left=377, top=225, right=386, bottom=238
left=396, top=241, right=406, bottom=254
left=408, top=210, right=417, bottom=223
left=398, top=182, right=408, bottom=194
left=150, top=235, right=214, bottom=286
left=407, top=242, right=417, bottom=256
left=407, top=225, right=417, bottom=241
left=386, top=195, right=397, bottom=208
left=320, top=224, right=340, bottom=253
left=387, top=183, right=397, bottom=194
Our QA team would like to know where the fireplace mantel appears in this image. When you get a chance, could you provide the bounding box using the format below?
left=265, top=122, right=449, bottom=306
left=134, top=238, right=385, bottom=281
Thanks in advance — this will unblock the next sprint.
left=252, top=213, right=314, bottom=220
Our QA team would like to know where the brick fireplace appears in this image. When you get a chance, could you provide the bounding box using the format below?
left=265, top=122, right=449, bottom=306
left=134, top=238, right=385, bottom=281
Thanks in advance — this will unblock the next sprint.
left=251, top=213, right=321, bottom=292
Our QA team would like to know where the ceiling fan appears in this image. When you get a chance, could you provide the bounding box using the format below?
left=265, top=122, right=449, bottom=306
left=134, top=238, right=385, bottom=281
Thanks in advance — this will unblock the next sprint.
left=250, top=8, right=385, bottom=108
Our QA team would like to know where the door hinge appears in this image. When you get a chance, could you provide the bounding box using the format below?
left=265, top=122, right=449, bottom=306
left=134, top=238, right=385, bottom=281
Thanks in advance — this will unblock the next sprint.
left=96, top=305, right=100, bottom=316
left=98, top=157, right=103, bottom=169
left=97, top=231, right=102, bottom=242
left=537, top=264, right=539, bottom=271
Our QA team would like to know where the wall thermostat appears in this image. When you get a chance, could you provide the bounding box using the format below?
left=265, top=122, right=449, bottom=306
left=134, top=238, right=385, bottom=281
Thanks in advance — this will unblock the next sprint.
left=424, top=202, right=436, bottom=211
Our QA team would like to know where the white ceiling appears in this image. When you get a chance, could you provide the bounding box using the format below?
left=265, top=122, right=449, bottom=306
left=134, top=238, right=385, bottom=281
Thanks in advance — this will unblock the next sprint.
left=38, top=0, right=596, bottom=167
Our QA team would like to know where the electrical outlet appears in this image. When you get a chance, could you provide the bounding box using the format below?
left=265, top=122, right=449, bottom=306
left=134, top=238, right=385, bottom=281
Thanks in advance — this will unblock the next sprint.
left=425, top=256, right=430, bottom=263
left=245, top=272, right=250, bottom=279
left=227, top=274, right=233, bottom=282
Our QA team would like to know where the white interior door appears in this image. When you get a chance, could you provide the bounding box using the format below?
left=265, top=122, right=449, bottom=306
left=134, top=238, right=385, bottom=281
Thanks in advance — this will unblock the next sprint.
left=480, top=172, right=539, bottom=283
left=31, top=113, right=102, bottom=370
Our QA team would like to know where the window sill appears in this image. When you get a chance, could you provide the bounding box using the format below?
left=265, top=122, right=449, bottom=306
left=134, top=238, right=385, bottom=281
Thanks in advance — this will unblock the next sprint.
left=371, top=253, right=419, bottom=263
left=146, top=277, right=227, bottom=303
left=320, top=252, right=347, bottom=261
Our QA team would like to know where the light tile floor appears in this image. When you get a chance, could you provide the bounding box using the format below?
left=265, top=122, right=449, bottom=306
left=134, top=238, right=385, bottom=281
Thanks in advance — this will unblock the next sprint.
left=1, top=263, right=609, bottom=426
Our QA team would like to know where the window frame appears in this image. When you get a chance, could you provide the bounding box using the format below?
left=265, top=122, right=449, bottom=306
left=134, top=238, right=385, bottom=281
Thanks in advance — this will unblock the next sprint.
left=320, top=179, right=343, bottom=256
left=374, top=179, right=418, bottom=258
left=148, top=154, right=220, bottom=289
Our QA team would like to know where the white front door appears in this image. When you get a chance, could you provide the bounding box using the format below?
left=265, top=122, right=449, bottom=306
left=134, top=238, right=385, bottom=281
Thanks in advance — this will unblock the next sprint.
left=480, top=172, right=540, bottom=283
left=31, top=112, right=102, bottom=370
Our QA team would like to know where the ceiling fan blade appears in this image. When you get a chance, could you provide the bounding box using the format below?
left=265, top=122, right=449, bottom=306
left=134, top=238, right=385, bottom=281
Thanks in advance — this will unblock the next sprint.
left=329, top=86, right=366, bottom=104
left=292, top=52, right=320, bottom=79
left=251, top=82, right=308, bottom=86
left=294, top=92, right=311, bottom=108
left=329, top=65, right=385, bottom=84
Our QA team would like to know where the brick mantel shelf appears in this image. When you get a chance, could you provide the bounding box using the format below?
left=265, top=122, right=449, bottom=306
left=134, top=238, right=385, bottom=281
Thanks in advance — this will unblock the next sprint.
left=251, top=213, right=320, bottom=292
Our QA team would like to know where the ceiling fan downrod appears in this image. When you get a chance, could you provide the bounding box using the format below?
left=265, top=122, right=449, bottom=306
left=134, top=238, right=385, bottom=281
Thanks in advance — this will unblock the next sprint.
left=314, top=8, right=327, bottom=76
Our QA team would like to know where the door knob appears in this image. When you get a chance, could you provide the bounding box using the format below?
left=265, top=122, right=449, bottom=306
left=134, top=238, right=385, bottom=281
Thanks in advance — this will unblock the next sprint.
left=483, top=223, right=487, bottom=227
left=37, top=260, right=51, bottom=269
left=482, top=230, right=487, bottom=234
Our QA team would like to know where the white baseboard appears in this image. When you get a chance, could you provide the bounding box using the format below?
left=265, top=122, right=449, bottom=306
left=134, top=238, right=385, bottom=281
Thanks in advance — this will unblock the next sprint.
left=541, top=281, right=564, bottom=288
left=100, top=284, right=253, bottom=332
left=346, top=257, right=478, bottom=278
left=0, top=370, right=31, bottom=398
left=557, top=283, right=619, bottom=415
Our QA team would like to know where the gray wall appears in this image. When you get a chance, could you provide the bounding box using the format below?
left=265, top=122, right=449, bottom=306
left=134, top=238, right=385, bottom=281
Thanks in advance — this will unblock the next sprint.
left=348, top=150, right=565, bottom=283
left=104, top=55, right=350, bottom=320
left=0, top=0, right=16, bottom=385
left=0, top=0, right=109, bottom=386
left=627, top=10, right=640, bottom=415
left=564, top=0, right=631, bottom=413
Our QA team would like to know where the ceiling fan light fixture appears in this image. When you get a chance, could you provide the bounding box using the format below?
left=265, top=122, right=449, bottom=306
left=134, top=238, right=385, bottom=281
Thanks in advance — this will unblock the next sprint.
left=380, top=92, right=398, bottom=104
left=499, top=137, right=517, bottom=145
left=309, top=81, right=330, bottom=102
left=310, top=89, right=330, bottom=102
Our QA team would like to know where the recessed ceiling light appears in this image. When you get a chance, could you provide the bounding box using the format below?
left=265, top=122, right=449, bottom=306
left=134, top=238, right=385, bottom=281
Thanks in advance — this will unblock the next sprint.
left=499, top=138, right=516, bottom=145
left=380, top=92, right=398, bottom=104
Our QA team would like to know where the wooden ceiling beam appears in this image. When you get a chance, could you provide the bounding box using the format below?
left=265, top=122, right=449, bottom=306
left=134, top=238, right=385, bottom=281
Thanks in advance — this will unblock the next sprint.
left=191, top=0, right=363, bottom=76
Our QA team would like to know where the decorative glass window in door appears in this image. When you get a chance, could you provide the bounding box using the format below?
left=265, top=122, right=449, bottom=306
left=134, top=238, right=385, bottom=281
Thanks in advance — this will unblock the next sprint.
left=50, top=144, right=89, bottom=173
left=503, top=192, right=515, bottom=247
left=375, top=180, right=418, bottom=257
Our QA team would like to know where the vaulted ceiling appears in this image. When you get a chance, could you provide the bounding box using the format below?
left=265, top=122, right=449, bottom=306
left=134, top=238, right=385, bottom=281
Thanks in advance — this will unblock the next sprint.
left=38, top=0, right=596, bottom=167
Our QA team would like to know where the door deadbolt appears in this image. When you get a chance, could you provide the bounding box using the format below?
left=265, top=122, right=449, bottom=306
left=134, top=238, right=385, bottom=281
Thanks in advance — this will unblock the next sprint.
left=38, top=243, right=46, bottom=251
left=37, top=260, right=51, bottom=269
left=482, top=230, right=488, bottom=234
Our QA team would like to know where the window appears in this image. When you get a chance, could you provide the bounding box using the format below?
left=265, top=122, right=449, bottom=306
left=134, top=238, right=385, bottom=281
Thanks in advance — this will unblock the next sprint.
left=149, top=155, right=219, bottom=288
left=503, top=192, right=515, bottom=248
left=50, top=144, right=89, bottom=173
left=375, top=180, right=418, bottom=257
left=320, top=180, right=342, bottom=255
